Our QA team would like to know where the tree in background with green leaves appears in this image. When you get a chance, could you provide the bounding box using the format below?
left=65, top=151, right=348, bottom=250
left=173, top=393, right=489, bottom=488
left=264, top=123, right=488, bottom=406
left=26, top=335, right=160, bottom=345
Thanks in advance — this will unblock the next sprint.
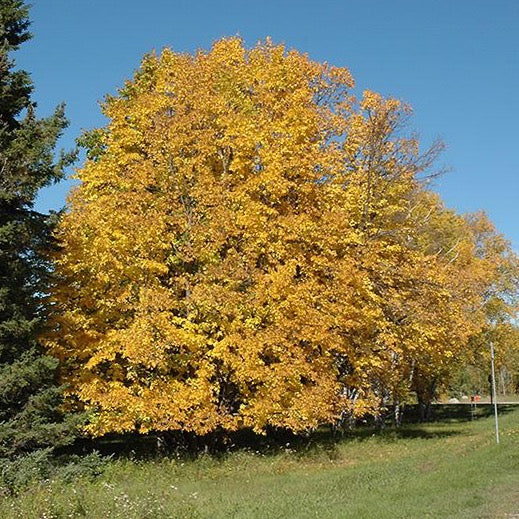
left=0, top=0, right=80, bottom=461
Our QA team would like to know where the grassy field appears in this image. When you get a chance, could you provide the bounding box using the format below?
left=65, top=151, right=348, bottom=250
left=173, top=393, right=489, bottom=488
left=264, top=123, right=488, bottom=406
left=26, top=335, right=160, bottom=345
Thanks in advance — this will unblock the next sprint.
left=1, top=405, right=518, bottom=519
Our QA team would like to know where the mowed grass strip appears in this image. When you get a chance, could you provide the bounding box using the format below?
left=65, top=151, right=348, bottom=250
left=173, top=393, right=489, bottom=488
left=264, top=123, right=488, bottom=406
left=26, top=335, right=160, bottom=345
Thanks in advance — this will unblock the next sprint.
left=2, top=407, right=518, bottom=519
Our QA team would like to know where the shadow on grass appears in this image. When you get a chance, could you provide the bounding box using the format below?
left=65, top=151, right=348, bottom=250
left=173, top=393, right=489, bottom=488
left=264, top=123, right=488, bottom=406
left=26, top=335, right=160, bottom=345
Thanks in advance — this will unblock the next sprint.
left=62, top=406, right=493, bottom=462
left=56, top=404, right=518, bottom=462
left=403, top=403, right=517, bottom=424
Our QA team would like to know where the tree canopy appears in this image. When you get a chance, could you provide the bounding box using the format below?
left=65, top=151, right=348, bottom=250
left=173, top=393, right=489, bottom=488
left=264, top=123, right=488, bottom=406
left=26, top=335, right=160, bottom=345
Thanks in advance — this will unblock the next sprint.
left=0, top=0, right=79, bottom=458
left=46, top=38, right=519, bottom=436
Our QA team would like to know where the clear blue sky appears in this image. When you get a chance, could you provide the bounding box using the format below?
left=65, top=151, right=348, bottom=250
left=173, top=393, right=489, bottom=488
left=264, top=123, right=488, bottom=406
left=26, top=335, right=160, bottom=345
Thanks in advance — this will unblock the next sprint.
left=19, top=0, right=518, bottom=249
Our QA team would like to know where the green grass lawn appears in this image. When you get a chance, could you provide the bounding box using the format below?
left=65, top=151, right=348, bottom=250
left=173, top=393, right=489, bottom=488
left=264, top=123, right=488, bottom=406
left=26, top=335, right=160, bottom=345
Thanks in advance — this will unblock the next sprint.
left=2, top=406, right=518, bottom=519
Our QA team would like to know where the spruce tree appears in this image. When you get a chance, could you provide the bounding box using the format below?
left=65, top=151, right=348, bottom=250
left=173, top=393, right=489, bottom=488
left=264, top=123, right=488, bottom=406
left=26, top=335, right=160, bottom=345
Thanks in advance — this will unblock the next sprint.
left=0, top=0, right=78, bottom=459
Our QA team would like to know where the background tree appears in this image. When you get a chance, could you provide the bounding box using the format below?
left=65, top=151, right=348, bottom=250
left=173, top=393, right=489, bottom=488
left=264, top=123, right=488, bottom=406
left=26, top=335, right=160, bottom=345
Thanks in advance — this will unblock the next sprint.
left=447, top=213, right=519, bottom=402
left=0, top=0, right=79, bottom=459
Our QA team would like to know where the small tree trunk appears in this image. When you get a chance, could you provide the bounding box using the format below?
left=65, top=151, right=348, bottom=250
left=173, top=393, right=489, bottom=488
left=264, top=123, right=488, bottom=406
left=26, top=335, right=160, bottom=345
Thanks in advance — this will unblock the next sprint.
left=392, top=401, right=404, bottom=427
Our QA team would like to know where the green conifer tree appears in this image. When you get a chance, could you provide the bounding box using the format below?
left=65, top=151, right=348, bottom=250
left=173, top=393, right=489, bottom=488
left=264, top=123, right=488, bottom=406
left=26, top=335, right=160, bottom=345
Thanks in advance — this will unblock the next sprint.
left=0, top=0, right=79, bottom=459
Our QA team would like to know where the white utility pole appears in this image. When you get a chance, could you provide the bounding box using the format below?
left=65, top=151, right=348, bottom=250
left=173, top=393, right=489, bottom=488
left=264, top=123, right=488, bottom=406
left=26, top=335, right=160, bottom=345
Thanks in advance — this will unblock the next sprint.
left=490, top=342, right=500, bottom=444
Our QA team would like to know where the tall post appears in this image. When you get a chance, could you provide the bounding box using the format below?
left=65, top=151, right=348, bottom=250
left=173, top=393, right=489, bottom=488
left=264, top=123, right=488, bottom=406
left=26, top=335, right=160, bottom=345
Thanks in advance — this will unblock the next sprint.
left=490, top=342, right=500, bottom=444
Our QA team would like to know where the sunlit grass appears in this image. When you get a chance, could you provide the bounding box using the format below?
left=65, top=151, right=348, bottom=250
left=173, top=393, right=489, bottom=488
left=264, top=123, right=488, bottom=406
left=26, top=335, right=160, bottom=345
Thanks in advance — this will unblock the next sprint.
left=2, top=406, right=518, bottom=518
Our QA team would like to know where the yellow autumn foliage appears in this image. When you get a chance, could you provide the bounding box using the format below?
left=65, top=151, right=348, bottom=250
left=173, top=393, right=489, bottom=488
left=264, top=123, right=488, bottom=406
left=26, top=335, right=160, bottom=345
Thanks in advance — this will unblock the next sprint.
left=45, top=38, right=517, bottom=436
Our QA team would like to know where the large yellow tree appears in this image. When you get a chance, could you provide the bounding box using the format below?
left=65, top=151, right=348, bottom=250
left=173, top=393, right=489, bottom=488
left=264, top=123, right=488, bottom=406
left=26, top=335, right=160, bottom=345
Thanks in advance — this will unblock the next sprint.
left=46, top=38, right=513, bottom=436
